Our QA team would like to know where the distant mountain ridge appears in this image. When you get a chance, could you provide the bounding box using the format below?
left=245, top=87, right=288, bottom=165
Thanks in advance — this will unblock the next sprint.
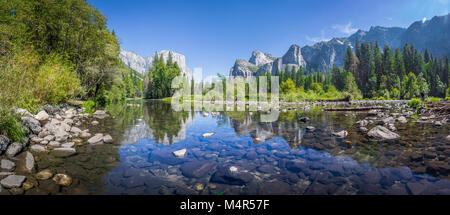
left=230, top=13, right=450, bottom=77
left=119, top=49, right=192, bottom=76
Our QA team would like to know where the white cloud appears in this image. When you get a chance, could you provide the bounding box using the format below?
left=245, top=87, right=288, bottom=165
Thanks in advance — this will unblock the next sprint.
left=385, top=17, right=393, bottom=21
left=437, top=0, right=449, bottom=5
left=332, top=22, right=358, bottom=35
left=305, top=30, right=331, bottom=43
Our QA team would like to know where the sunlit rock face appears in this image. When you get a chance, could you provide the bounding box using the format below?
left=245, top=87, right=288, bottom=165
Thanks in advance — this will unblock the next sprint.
left=119, top=49, right=192, bottom=77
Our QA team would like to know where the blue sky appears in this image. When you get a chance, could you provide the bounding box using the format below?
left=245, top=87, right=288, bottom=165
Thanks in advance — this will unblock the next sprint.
left=89, top=0, right=449, bottom=76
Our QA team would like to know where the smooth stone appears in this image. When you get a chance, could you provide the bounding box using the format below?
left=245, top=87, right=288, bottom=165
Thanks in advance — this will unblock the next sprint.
left=6, top=142, right=22, bottom=157
left=36, top=169, right=54, bottom=180
left=0, top=175, right=26, bottom=188
left=51, top=148, right=76, bottom=158
left=53, top=174, right=72, bottom=186
left=397, top=116, right=407, bottom=123
left=70, top=127, right=82, bottom=134
left=80, top=132, right=91, bottom=139
left=210, top=166, right=254, bottom=186
left=194, top=183, right=204, bottom=191
left=22, top=181, right=34, bottom=191
left=43, top=135, right=55, bottom=141
left=25, top=152, right=35, bottom=172
left=49, top=141, right=61, bottom=147
left=180, top=161, right=217, bottom=178
left=172, top=149, right=187, bottom=158
left=202, top=133, right=215, bottom=138
left=31, top=137, right=44, bottom=144
left=367, top=126, right=400, bottom=140
left=30, top=145, right=46, bottom=152
left=87, top=134, right=103, bottom=144
left=1, top=159, right=16, bottom=171
left=306, top=126, right=315, bottom=131
left=360, top=127, right=368, bottom=132
left=91, top=121, right=99, bottom=125
left=61, top=142, right=75, bottom=148
left=103, top=135, right=114, bottom=143
left=35, top=110, right=49, bottom=122
left=333, top=130, right=348, bottom=138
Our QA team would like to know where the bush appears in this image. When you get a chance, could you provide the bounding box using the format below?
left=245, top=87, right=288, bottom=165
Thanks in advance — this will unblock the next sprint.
left=82, top=100, right=96, bottom=115
left=408, top=98, right=422, bottom=109
left=425, top=97, right=441, bottom=103
left=0, top=110, right=25, bottom=143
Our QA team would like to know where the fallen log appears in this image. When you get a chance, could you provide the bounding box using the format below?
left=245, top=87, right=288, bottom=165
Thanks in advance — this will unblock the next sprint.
left=317, top=96, right=351, bottom=102
left=324, top=106, right=388, bottom=112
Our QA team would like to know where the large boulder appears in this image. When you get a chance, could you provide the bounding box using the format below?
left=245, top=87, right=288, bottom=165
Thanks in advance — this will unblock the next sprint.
left=93, top=110, right=108, bottom=119
left=210, top=166, right=254, bottom=186
left=367, top=126, right=400, bottom=140
left=22, top=117, right=42, bottom=134
left=180, top=161, right=217, bottom=178
left=0, top=135, right=10, bottom=154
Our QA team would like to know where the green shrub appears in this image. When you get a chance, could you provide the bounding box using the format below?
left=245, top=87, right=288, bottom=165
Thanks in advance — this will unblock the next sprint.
left=425, top=97, right=441, bottom=104
left=82, top=99, right=96, bottom=115
left=0, top=110, right=25, bottom=143
left=408, top=98, right=422, bottom=109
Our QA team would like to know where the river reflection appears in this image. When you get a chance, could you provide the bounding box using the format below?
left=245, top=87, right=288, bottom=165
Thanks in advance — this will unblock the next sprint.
left=29, top=100, right=450, bottom=195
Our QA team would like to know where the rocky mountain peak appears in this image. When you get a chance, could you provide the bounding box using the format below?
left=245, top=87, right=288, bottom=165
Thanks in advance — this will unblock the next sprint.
left=119, top=49, right=192, bottom=77
left=249, top=50, right=275, bottom=66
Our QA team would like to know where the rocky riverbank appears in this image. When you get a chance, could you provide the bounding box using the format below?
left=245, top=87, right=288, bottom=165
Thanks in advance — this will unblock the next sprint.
left=0, top=104, right=114, bottom=195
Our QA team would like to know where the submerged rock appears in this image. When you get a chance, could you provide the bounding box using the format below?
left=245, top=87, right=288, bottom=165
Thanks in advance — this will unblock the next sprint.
left=25, top=152, right=35, bottom=173
left=172, top=149, right=187, bottom=158
left=103, top=135, right=114, bottom=143
left=306, top=126, right=315, bottom=131
left=299, top=117, right=310, bottom=122
left=333, top=130, right=348, bottom=138
left=53, top=174, right=72, bottom=187
left=210, top=166, right=254, bottom=186
left=180, top=161, right=217, bottom=178
left=367, top=126, right=400, bottom=140
left=87, top=133, right=103, bottom=144
left=202, top=133, right=215, bottom=138
left=36, top=169, right=54, bottom=180
left=51, top=148, right=77, bottom=158
left=0, top=175, right=26, bottom=188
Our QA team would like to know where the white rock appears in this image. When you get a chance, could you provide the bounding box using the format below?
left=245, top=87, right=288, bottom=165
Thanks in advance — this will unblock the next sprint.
left=35, top=111, right=49, bottom=122
left=333, top=130, right=348, bottom=138
left=202, top=113, right=209, bottom=117
left=25, top=152, right=34, bottom=172
left=87, top=134, right=103, bottom=144
left=103, top=135, right=114, bottom=143
left=30, top=145, right=46, bottom=152
left=397, top=116, right=407, bottom=124
left=306, top=126, right=315, bottom=131
left=61, top=142, right=75, bottom=148
left=91, top=120, right=99, bottom=125
left=367, top=126, right=400, bottom=140
left=1, top=159, right=16, bottom=171
left=80, top=132, right=92, bottom=139
left=202, top=133, right=215, bottom=138
left=43, top=135, right=55, bottom=141
left=70, top=127, right=82, bottom=134
left=6, top=142, right=22, bottom=157
left=229, top=166, right=238, bottom=173
left=172, top=149, right=187, bottom=158
left=0, top=175, right=26, bottom=188
left=49, top=141, right=61, bottom=147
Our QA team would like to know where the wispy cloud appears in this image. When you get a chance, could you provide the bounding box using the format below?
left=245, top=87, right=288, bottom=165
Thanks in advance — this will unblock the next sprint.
left=332, top=22, right=358, bottom=35
left=385, top=17, right=393, bottom=21
left=305, top=30, right=331, bottom=43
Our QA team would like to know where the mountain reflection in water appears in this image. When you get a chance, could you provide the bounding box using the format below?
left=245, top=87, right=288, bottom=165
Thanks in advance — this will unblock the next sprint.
left=29, top=100, right=450, bottom=195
